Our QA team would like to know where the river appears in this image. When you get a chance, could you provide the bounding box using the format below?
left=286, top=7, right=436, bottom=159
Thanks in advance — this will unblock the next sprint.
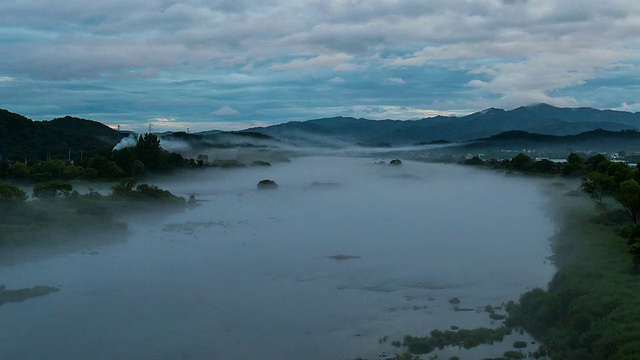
left=0, top=157, right=556, bottom=359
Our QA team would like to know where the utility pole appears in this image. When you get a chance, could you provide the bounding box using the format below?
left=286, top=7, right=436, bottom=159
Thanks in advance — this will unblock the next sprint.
left=148, top=123, right=152, bottom=134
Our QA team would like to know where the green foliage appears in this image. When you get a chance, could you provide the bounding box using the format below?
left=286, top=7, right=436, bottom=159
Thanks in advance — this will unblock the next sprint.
left=586, top=154, right=608, bottom=171
left=562, top=153, right=587, bottom=176
left=512, top=341, right=527, bottom=349
left=7, top=162, right=30, bottom=179
left=532, top=158, right=558, bottom=173
left=614, top=179, right=640, bottom=224
left=502, top=350, right=525, bottom=359
left=62, top=165, right=85, bottom=179
left=0, top=109, right=122, bottom=163
left=581, top=171, right=614, bottom=204
left=111, top=180, right=185, bottom=205
left=0, top=183, right=27, bottom=201
left=87, top=155, right=124, bottom=179
left=111, top=177, right=138, bottom=196
left=463, top=156, right=484, bottom=165
left=30, top=171, right=52, bottom=182
left=506, top=203, right=640, bottom=359
left=133, top=184, right=185, bottom=204
left=509, top=153, right=533, bottom=171
left=257, top=179, right=279, bottom=190
left=132, top=160, right=146, bottom=176
left=112, top=147, right=136, bottom=176
left=32, top=181, right=73, bottom=198
left=135, top=133, right=165, bottom=171
left=401, top=327, right=511, bottom=354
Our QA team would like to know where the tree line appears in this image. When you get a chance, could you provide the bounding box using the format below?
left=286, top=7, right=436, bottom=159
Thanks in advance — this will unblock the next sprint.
left=464, top=151, right=640, bottom=265
left=0, top=133, right=204, bottom=182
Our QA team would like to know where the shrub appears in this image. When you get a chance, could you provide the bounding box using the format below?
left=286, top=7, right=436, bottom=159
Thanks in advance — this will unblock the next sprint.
left=0, top=183, right=27, bottom=202
left=32, top=181, right=73, bottom=198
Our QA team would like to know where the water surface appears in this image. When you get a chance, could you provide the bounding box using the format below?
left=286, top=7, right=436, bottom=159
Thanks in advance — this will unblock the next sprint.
left=0, top=157, right=556, bottom=359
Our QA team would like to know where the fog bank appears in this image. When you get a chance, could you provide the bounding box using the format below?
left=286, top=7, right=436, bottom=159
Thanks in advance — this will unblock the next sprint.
left=0, top=156, right=556, bottom=359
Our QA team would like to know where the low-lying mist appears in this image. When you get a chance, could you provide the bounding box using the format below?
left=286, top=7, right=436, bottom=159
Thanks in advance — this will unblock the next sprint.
left=0, top=155, right=557, bottom=359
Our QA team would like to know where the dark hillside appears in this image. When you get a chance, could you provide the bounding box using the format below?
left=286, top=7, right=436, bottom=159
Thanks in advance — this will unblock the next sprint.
left=0, top=109, right=124, bottom=162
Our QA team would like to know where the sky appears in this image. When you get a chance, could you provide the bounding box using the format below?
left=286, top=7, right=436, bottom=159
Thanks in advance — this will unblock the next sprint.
left=1, top=0, right=639, bottom=133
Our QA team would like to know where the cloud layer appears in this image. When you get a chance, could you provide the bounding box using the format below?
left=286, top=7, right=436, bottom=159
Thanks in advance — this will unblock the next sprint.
left=1, top=0, right=639, bottom=131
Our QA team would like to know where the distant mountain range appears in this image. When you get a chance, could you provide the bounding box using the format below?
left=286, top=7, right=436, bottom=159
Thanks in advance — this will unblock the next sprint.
left=243, top=103, right=640, bottom=146
left=2, top=104, right=640, bottom=161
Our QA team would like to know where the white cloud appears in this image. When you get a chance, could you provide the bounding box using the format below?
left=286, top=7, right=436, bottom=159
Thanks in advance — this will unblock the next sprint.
left=212, top=106, right=241, bottom=117
left=153, top=117, right=175, bottom=123
left=387, top=77, right=406, bottom=85
left=619, top=102, right=640, bottom=112
left=267, top=53, right=354, bottom=71
left=1, top=0, right=640, bottom=123
left=328, top=76, right=346, bottom=83
left=334, top=63, right=363, bottom=72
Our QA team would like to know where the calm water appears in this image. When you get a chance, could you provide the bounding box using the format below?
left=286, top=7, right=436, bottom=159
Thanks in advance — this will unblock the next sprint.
left=0, top=157, right=556, bottom=359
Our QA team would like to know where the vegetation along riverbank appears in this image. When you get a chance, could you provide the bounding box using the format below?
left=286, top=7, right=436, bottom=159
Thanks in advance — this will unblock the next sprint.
left=383, top=153, right=640, bottom=359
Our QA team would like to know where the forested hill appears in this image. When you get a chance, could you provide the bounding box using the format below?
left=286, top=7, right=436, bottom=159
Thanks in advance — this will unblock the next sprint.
left=243, top=104, right=640, bottom=146
left=459, top=129, right=640, bottom=154
left=0, top=109, right=124, bottom=161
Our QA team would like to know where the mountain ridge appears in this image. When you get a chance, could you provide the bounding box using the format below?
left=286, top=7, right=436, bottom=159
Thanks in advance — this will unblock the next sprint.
left=243, top=103, right=640, bottom=146
left=2, top=104, right=640, bottom=160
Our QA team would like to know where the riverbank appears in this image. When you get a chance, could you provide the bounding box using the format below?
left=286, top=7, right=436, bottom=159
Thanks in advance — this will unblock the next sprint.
left=506, top=187, right=640, bottom=358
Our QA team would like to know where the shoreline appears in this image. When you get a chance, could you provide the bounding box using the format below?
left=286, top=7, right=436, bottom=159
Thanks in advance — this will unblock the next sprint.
left=505, top=179, right=640, bottom=358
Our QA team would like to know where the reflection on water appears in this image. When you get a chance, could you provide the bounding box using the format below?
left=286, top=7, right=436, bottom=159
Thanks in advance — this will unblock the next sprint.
left=0, top=157, right=556, bottom=359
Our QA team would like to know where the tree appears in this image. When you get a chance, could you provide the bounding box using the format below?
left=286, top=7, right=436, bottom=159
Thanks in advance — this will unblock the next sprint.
left=562, top=153, right=586, bottom=176
left=0, top=183, right=27, bottom=202
left=7, top=162, right=30, bottom=179
left=87, top=155, right=124, bottom=179
left=510, top=153, right=533, bottom=171
left=131, top=160, right=146, bottom=177
left=586, top=154, right=608, bottom=171
left=32, top=180, right=73, bottom=198
left=41, top=160, right=65, bottom=179
left=464, top=156, right=484, bottom=165
left=567, top=152, right=584, bottom=165
left=112, top=147, right=136, bottom=176
left=606, top=162, right=635, bottom=188
left=614, top=179, right=640, bottom=224
left=111, top=177, right=137, bottom=196
left=533, top=159, right=557, bottom=173
left=135, top=133, right=164, bottom=171
left=581, top=172, right=614, bottom=205
left=62, top=165, right=85, bottom=179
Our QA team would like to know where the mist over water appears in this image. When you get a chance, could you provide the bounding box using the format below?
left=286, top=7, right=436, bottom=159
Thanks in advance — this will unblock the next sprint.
left=0, top=156, right=556, bottom=359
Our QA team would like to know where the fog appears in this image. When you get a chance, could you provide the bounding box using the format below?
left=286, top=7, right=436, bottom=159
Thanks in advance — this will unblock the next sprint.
left=0, top=156, right=556, bottom=359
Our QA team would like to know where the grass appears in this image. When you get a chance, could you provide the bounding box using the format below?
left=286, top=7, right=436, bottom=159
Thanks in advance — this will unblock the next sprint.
left=505, top=194, right=640, bottom=359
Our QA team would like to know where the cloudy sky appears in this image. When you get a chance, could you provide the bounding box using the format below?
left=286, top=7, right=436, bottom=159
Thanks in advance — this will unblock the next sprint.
left=1, top=0, right=639, bottom=132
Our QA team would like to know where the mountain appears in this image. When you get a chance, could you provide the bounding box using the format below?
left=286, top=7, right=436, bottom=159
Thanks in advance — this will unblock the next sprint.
left=455, top=129, right=640, bottom=156
left=244, top=104, right=640, bottom=146
left=0, top=109, right=124, bottom=161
